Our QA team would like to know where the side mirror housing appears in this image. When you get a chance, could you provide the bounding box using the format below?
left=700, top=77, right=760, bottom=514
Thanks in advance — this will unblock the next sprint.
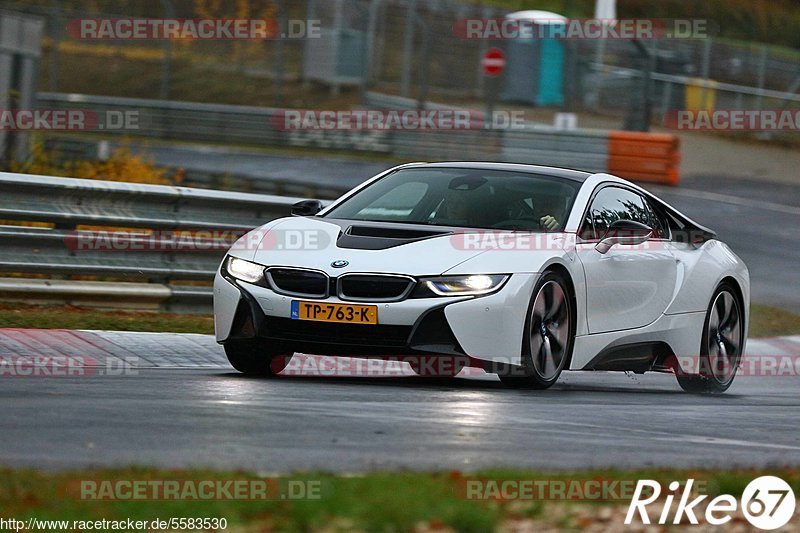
left=291, top=199, right=324, bottom=217
left=595, top=219, right=653, bottom=254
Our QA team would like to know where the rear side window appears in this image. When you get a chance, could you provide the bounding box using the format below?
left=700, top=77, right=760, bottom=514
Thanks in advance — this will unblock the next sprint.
left=642, top=197, right=670, bottom=239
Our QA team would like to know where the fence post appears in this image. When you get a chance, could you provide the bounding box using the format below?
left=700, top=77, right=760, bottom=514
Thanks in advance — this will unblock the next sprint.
left=660, top=81, right=672, bottom=124
left=755, top=44, right=767, bottom=111
left=360, top=0, right=382, bottom=103
left=273, top=0, right=286, bottom=107
left=400, top=0, right=417, bottom=98
left=159, top=0, right=174, bottom=101
left=48, top=0, right=60, bottom=92
left=303, top=0, right=317, bottom=89
left=699, top=37, right=712, bottom=111
left=476, top=6, right=491, bottom=98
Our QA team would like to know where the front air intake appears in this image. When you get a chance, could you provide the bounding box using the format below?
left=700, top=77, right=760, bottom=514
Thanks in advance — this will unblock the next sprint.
left=337, top=274, right=415, bottom=302
left=266, top=268, right=329, bottom=298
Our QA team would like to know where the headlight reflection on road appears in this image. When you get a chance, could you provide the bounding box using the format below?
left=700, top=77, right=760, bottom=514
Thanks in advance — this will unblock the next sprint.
left=206, top=375, right=272, bottom=406
left=442, top=396, right=494, bottom=427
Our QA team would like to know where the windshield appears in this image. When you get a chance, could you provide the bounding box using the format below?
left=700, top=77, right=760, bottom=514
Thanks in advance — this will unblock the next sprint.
left=322, top=167, right=582, bottom=231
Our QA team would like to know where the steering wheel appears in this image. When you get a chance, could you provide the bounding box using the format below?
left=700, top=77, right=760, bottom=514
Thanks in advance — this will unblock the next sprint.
left=490, top=216, right=541, bottom=230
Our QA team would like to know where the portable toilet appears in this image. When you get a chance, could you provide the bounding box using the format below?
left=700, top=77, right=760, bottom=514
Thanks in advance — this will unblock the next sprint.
left=501, top=10, right=567, bottom=107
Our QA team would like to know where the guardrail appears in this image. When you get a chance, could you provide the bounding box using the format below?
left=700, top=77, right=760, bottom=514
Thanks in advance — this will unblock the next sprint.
left=0, top=171, right=308, bottom=313
left=37, top=91, right=682, bottom=186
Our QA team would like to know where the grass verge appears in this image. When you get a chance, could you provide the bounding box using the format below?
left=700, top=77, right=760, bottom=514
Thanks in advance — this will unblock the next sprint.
left=0, top=303, right=214, bottom=334
left=0, top=302, right=799, bottom=338
left=749, top=304, right=800, bottom=338
left=0, top=467, right=797, bottom=532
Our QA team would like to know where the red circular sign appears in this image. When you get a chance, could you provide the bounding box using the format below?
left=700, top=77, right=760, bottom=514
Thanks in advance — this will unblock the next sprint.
left=482, top=48, right=506, bottom=77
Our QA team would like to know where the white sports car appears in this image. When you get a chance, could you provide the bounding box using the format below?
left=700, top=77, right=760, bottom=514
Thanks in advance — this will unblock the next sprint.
left=214, top=163, right=749, bottom=393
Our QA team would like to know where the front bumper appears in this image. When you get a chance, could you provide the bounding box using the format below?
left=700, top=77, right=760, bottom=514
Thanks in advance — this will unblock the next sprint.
left=214, top=271, right=538, bottom=364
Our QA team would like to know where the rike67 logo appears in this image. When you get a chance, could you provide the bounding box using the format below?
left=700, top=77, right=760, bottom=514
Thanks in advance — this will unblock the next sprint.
left=626, top=476, right=796, bottom=530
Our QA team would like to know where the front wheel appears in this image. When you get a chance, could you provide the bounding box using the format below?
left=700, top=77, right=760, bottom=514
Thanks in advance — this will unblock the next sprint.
left=677, top=283, right=744, bottom=394
left=499, top=271, right=574, bottom=389
left=224, top=340, right=291, bottom=377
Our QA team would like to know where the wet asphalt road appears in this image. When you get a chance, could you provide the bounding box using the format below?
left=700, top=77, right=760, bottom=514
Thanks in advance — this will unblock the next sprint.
left=3, top=365, right=799, bottom=472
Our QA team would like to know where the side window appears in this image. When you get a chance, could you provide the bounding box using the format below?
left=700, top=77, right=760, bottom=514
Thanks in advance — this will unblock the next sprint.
left=642, top=198, right=670, bottom=239
left=581, top=187, right=649, bottom=240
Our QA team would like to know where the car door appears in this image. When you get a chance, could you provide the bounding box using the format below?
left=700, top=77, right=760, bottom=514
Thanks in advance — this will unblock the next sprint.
left=575, top=185, right=678, bottom=334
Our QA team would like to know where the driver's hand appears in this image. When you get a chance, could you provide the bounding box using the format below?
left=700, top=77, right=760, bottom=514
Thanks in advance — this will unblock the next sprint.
left=540, top=215, right=560, bottom=231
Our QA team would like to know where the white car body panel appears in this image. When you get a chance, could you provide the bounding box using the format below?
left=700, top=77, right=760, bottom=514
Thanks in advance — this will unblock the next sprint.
left=576, top=241, right=678, bottom=333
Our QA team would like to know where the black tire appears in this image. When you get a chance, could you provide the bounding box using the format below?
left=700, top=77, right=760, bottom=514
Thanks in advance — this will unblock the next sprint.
left=499, top=271, right=575, bottom=390
left=677, top=282, right=744, bottom=394
left=224, top=340, right=291, bottom=377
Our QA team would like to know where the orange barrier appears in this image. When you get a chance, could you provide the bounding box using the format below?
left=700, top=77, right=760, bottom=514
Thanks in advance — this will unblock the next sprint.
left=607, top=131, right=680, bottom=186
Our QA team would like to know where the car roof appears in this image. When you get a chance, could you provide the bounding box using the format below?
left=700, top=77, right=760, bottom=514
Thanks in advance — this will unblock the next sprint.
left=405, top=162, right=592, bottom=182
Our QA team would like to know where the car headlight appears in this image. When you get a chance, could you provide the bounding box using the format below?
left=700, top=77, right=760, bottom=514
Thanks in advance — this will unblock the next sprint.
left=413, top=274, right=509, bottom=297
left=223, top=256, right=265, bottom=284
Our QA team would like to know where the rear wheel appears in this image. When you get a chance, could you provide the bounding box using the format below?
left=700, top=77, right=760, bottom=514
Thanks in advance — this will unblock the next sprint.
left=499, top=271, right=574, bottom=389
left=224, top=340, right=291, bottom=377
left=677, top=283, right=743, bottom=394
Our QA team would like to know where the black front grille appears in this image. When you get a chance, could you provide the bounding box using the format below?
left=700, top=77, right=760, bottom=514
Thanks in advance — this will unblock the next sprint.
left=267, top=268, right=328, bottom=297
left=264, top=316, right=412, bottom=347
left=338, top=275, right=414, bottom=301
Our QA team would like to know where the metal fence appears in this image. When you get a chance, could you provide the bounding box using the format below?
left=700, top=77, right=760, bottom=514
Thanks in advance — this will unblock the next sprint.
left=0, top=171, right=311, bottom=313
left=3, top=0, right=799, bottom=117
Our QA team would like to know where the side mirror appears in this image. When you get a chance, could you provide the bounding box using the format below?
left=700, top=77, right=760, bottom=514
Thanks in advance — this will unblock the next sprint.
left=291, top=199, right=323, bottom=217
left=595, top=219, right=653, bottom=254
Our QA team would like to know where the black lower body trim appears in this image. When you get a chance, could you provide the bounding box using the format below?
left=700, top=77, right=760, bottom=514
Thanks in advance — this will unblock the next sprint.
left=224, top=286, right=466, bottom=357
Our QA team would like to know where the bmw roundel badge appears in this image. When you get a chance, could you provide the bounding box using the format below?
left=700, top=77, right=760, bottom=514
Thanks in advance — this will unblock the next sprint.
left=331, top=260, right=349, bottom=268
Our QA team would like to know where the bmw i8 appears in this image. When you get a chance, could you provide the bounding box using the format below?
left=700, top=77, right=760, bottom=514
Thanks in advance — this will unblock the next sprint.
left=214, top=163, right=749, bottom=393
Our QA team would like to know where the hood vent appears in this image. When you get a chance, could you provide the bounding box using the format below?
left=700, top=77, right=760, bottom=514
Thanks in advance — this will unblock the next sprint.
left=337, top=225, right=451, bottom=250
left=348, top=226, right=447, bottom=239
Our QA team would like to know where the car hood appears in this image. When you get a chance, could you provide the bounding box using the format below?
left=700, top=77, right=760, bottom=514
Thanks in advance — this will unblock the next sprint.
left=230, top=216, right=571, bottom=277
left=233, top=216, right=495, bottom=277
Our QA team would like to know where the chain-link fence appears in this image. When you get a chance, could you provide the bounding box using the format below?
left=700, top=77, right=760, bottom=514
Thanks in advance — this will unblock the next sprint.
left=2, top=0, right=799, bottom=128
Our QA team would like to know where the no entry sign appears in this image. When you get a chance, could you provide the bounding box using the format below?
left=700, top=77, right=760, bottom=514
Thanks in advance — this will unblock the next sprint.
left=482, top=47, right=506, bottom=77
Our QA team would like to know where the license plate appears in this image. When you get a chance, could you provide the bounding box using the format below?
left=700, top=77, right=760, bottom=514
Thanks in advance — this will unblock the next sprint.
left=291, top=301, right=377, bottom=324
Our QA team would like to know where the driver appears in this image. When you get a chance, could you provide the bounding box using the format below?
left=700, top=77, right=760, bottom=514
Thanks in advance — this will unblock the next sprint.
left=535, top=194, right=563, bottom=231
left=437, top=188, right=474, bottom=225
